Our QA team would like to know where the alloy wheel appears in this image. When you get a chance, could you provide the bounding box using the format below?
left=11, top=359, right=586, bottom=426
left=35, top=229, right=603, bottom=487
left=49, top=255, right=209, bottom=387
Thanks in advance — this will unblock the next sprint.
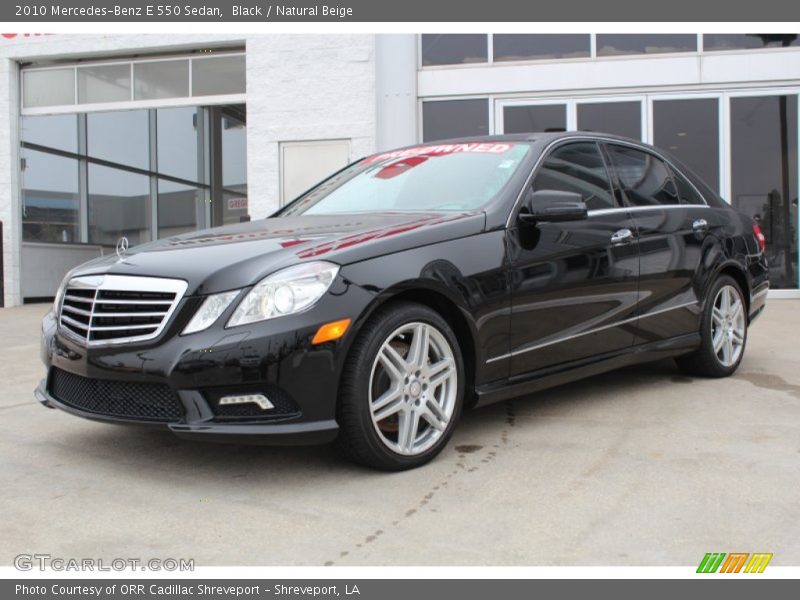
left=368, top=322, right=458, bottom=456
left=711, top=284, right=746, bottom=367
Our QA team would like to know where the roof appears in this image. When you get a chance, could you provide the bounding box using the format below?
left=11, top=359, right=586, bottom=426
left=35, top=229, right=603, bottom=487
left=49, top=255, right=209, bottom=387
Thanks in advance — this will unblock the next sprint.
left=425, top=131, right=643, bottom=146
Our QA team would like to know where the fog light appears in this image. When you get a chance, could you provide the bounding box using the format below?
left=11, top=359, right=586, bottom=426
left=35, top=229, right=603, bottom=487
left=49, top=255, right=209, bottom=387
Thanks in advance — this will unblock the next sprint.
left=218, top=394, right=274, bottom=410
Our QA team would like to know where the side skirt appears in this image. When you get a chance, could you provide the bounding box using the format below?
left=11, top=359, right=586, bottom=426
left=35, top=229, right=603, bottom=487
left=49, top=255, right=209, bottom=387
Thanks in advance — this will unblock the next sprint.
left=473, top=333, right=701, bottom=408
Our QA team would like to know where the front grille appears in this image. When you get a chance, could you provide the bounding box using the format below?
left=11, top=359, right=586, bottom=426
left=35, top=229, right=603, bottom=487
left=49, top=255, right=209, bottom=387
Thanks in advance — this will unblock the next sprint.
left=49, top=368, right=185, bottom=422
left=205, top=386, right=301, bottom=421
left=58, top=275, right=187, bottom=346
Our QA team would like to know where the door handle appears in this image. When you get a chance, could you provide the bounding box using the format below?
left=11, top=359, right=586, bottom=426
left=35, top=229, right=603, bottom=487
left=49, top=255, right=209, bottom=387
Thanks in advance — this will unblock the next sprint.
left=692, top=218, right=709, bottom=232
left=610, top=228, right=634, bottom=245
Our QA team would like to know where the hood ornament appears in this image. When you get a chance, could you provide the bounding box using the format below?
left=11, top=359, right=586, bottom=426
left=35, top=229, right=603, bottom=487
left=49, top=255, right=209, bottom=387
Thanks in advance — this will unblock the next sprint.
left=116, top=236, right=129, bottom=259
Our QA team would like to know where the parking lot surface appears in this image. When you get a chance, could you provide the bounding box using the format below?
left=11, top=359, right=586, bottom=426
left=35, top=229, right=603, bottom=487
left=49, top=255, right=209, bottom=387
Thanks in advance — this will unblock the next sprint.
left=1, top=301, right=799, bottom=566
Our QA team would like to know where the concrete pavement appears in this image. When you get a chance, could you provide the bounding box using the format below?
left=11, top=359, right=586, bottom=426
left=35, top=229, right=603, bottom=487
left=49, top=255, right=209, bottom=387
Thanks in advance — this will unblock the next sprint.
left=1, top=301, right=799, bottom=566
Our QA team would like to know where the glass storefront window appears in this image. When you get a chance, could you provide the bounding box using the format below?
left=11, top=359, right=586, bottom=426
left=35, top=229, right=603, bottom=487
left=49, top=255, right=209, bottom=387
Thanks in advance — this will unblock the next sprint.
left=88, top=164, right=152, bottom=246
left=493, top=34, right=590, bottom=61
left=157, top=107, right=202, bottom=182
left=731, top=95, right=798, bottom=289
left=22, top=69, right=75, bottom=108
left=596, top=34, right=698, bottom=56
left=421, top=34, right=488, bottom=66
left=158, top=179, right=204, bottom=238
left=21, top=149, right=80, bottom=244
left=87, top=110, right=150, bottom=170
left=222, top=113, right=247, bottom=195
left=192, top=55, right=246, bottom=96
left=422, top=99, right=489, bottom=142
left=135, top=60, right=190, bottom=100
left=21, top=114, right=78, bottom=154
left=704, top=34, right=799, bottom=52
left=653, top=98, right=720, bottom=192
left=503, top=104, right=566, bottom=134
left=77, top=64, right=132, bottom=104
left=21, top=104, right=246, bottom=246
left=577, top=101, right=642, bottom=140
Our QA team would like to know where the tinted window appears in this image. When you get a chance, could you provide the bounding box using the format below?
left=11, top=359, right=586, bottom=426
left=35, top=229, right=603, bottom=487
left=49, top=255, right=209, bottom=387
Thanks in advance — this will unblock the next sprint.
left=532, top=142, right=616, bottom=210
left=422, top=99, right=489, bottom=142
left=605, top=145, right=679, bottom=206
left=421, top=34, right=488, bottom=66
left=596, top=34, right=697, bottom=56
left=670, top=167, right=706, bottom=205
left=493, top=34, right=590, bottom=61
left=704, top=34, right=799, bottom=51
left=504, top=104, right=566, bottom=134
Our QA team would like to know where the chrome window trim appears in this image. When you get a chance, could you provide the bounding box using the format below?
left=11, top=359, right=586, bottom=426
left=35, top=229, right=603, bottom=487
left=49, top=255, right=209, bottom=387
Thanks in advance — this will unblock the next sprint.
left=57, top=274, right=188, bottom=347
left=486, top=300, right=699, bottom=364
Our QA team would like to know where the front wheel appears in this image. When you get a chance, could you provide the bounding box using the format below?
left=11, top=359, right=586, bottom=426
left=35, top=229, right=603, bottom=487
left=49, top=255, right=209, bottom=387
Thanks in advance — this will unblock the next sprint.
left=335, top=302, right=464, bottom=470
left=676, top=275, right=748, bottom=377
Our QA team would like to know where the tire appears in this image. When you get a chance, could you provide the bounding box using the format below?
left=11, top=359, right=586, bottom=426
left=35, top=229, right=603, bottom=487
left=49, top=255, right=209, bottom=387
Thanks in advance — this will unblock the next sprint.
left=676, top=275, right=748, bottom=378
left=335, top=301, right=465, bottom=471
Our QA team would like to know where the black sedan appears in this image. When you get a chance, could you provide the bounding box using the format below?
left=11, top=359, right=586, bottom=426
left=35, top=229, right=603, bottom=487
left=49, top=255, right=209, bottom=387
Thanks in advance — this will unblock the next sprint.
left=36, top=133, right=769, bottom=470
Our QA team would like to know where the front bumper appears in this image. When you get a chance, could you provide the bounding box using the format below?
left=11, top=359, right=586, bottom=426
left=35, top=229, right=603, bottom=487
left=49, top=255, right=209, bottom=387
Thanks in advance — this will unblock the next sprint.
left=37, top=276, right=377, bottom=445
left=35, top=379, right=338, bottom=445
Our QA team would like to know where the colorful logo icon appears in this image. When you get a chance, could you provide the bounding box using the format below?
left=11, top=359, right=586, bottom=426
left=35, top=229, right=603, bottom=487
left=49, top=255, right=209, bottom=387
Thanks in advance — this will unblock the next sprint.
left=697, top=552, right=773, bottom=573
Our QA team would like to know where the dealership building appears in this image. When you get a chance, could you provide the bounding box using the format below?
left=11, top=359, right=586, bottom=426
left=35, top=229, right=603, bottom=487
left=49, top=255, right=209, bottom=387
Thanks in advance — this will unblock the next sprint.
left=0, top=32, right=798, bottom=306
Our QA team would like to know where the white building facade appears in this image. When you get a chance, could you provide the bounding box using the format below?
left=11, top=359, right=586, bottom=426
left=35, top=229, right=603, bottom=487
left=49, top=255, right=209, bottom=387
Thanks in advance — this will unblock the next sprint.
left=1, top=33, right=798, bottom=306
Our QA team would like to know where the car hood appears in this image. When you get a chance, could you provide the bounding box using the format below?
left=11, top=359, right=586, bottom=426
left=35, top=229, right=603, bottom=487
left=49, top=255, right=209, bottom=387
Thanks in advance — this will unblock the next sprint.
left=68, top=211, right=485, bottom=295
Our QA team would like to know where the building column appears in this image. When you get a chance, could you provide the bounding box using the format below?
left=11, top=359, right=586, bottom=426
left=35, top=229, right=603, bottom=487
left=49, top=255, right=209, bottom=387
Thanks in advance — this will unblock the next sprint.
left=0, top=58, right=21, bottom=307
left=375, top=34, right=418, bottom=152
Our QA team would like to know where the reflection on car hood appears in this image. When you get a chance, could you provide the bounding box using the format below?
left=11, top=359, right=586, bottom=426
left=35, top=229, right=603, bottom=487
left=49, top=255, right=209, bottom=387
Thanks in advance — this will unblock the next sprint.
left=68, top=211, right=485, bottom=295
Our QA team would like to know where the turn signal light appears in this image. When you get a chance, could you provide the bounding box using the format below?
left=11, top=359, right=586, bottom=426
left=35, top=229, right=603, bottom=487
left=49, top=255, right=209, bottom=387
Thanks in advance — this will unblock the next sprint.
left=312, top=319, right=351, bottom=345
left=753, top=223, right=767, bottom=254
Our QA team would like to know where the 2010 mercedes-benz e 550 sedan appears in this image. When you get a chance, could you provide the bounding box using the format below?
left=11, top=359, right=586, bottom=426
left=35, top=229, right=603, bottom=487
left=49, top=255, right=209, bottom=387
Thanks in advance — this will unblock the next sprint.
left=37, top=133, right=769, bottom=470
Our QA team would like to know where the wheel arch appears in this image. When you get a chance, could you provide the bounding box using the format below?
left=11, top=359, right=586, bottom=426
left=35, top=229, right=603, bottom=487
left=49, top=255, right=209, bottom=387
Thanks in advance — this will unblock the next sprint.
left=712, top=262, right=751, bottom=318
left=348, top=284, right=480, bottom=409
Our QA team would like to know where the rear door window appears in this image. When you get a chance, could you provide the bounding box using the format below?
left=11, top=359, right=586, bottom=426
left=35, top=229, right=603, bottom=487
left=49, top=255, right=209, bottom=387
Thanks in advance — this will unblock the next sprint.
left=670, top=166, right=707, bottom=205
left=605, top=144, right=680, bottom=206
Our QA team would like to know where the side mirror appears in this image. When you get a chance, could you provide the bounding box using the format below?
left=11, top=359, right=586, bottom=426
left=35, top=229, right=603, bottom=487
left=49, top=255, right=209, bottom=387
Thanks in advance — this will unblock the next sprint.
left=519, top=190, right=588, bottom=224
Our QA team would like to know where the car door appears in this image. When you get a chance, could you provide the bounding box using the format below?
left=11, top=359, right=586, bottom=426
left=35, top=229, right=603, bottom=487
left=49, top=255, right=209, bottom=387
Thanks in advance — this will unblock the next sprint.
left=506, top=141, right=640, bottom=378
left=602, top=143, right=720, bottom=343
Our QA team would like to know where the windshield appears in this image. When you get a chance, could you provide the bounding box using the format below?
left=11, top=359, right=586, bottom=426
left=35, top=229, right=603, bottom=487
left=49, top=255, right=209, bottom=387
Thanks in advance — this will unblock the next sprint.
left=280, top=142, right=531, bottom=216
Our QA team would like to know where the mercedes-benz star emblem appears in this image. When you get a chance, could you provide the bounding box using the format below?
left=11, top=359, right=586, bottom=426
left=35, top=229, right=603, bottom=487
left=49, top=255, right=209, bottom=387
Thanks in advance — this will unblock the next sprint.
left=116, top=236, right=129, bottom=259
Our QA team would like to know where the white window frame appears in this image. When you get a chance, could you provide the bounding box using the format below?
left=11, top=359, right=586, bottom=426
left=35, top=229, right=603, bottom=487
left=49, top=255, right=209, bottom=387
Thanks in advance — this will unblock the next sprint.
left=20, top=52, right=246, bottom=116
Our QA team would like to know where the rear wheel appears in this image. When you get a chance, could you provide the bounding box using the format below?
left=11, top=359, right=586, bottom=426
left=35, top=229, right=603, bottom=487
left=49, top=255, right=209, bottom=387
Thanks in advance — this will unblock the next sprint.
left=335, top=302, right=464, bottom=470
left=676, top=275, right=747, bottom=377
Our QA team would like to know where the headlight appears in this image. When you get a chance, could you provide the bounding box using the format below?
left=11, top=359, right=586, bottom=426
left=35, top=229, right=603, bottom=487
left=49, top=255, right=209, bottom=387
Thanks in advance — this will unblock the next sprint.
left=53, top=279, right=67, bottom=313
left=227, top=261, right=340, bottom=327
left=182, top=291, right=240, bottom=335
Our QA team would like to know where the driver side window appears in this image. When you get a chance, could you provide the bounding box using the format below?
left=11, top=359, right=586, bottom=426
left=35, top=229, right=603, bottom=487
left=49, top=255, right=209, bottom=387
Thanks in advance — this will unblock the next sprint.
left=531, top=142, right=616, bottom=210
